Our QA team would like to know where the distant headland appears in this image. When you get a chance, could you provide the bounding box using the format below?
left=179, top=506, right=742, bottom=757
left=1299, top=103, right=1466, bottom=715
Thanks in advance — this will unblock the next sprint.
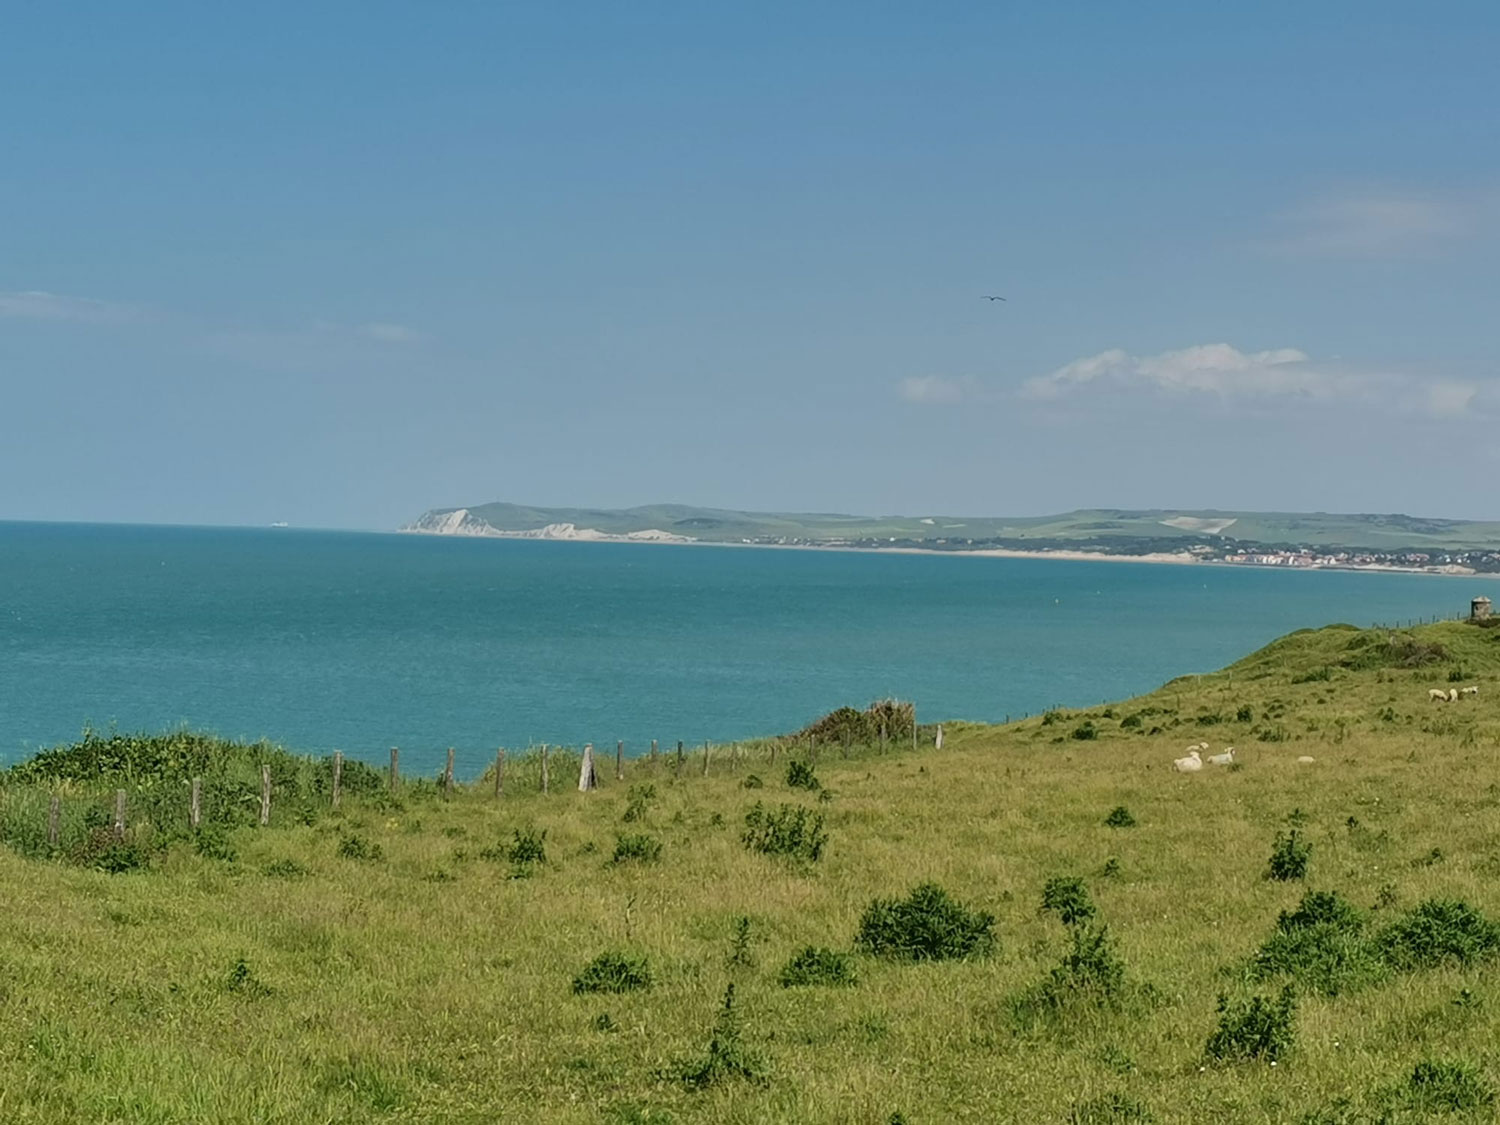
left=401, top=502, right=1500, bottom=575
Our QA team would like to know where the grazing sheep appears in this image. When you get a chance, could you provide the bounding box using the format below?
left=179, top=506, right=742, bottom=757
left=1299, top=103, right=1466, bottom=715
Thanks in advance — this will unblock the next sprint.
left=1461, top=685, right=1480, bottom=697
left=1296, top=755, right=1316, bottom=764
left=1173, top=750, right=1203, bottom=773
left=1429, top=688, right=1451, bottom=702
left=1449, top=688, right=1460, bottom=703
left=1207, top=748, right=1235, bottom=766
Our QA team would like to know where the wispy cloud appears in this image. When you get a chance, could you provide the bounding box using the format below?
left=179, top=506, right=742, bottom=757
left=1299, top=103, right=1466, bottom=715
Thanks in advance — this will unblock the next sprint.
left=0, top=290, right=140, bottom=325
left=356, top=322, right=420, bottom=344
left=1267, top=189, right=1480, bottom=258
left=1022, top=342, right=1486, bottom=420
left=898, top=375, right=979, bottom=404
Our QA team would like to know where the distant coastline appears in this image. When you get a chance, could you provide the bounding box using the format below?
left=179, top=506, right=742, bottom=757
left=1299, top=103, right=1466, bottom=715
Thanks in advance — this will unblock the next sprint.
left=398, top=511, right=1478, bottom=578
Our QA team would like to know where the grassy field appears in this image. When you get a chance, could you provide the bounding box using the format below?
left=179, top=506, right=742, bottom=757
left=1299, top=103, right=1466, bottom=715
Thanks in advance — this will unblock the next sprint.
left=7, top=622, right=1500, bottom=1122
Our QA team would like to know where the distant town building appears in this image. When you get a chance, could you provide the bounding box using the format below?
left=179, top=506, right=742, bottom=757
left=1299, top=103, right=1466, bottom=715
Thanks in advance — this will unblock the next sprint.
left=1472, top=596, right=1492, bottom=622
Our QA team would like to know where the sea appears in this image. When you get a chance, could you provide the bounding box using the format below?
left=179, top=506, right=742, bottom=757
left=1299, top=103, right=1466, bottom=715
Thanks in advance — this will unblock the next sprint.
left=0, top=522, right=1483, bottom=777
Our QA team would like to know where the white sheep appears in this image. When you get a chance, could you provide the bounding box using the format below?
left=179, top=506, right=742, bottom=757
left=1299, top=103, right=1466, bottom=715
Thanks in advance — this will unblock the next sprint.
left=1429, top=688, right=1451, bottom=702
left=1461, top=685, right=1480, bottom=697
left=1207, top=748, right=1235, bottom=766
left=1173, top=750, right=1203, bottom=773
left=1450, top=687, right=1460, bottom=703
left=1296, top=755, right=1316, bottom=764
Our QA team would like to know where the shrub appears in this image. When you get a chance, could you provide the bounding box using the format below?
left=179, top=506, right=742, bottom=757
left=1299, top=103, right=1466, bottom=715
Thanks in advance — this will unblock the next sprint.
left=1071, top=721, right=1098, bottom=741
left=679, top=983, right=763, bottom=1089
left=779, top=946, right=856, bottom=988
left=1014, top=924, right=1129, bottom=1024
left=507, top=828, right=547, bottom=866
left=1266, top=829, right=1311, bottom=881
left=1398, top=1059, right=1494, bottom=1112
left=1103, top=806, right=1136, bottom=829
left=741, top=774, right=764, bottom=789
left=855, top=882, right=996, bottom=962
left=612, top=834, right=663, bottom=864
left=1236, top=705, right=1254, bottom=723
left=1119, top=713, right=1143, bottom=731
left=1205, top=986, right=1296, bottom=1063
left=1374, top=899, right=1500, bottom=970
left=1250, top=891, right=1383, bottom=996
left=1291, top=666, right=1332, bottom=684
left=1040, top=876, right=1096, bottom=928
left=572, top=952, right=652, bottom=995
left=785, top=760, right=820, bottom=791
left=263, top=858, right=309, bottom=879
left=336, top=833, right=383, bottom=862
left=1068, top=1092, right=1156, bottom=1123
left=621, top=785, right=656, bottom=824
left=742, top=802, right=827, bottom=862
left=194, top=828, right=237, bottom=863
left=1448, top=667, right=1470, bottom=683
left=1100, top=857, right=1122, bottom=880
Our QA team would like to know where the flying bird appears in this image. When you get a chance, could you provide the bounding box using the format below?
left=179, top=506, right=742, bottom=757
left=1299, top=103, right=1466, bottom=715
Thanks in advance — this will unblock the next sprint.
left=982, top=295, right=1006, bottom=301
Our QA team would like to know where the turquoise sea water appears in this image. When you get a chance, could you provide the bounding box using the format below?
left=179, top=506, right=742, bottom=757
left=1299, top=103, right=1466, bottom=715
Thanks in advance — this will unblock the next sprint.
left=0, top=522, right=1483, bottom=777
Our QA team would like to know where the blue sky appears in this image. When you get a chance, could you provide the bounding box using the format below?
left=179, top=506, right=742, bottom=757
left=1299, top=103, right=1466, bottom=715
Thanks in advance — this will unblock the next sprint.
left=3, top=2, right=1497, bottom=528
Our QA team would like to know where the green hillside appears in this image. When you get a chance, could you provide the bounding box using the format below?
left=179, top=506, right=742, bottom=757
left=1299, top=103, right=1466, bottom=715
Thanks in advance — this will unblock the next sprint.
left=413, top=501, right=1500, bottom=558
left=6, top=621, right=1500, bottom=1121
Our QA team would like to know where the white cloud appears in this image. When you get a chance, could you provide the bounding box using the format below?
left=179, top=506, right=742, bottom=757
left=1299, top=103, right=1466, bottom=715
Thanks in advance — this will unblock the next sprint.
left=1269, top=189, right=1474, bottom=257
left=898, top=375, right=977, bottom=404
left=0, top=290, right=139, bottom=324
left=1022, top=342, right=1488, bottom=420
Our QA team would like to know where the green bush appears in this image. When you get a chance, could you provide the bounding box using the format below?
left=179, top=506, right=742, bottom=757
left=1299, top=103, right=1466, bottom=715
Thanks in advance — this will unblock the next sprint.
left=1266, top=828, right=1311, bottom=881
left=263, top=858, right=309, bottom=879
left=785, top=760, right=820, bottom=791
left=1119, top=713, right=1143, bottom=731
left=612, top=833, right=663, bottom=864
left=336, top=832, right=383, bottom=862
left=1103, top=806, right=1136, bottom=828
left=572, top=952, right=652, bottom=995
left=194, top=827, right=237, bottom=863
left=855, top=882, right=995, bottom=962
left=1070, top=721, right=1098, bottom=741
left=508, top=828, right=547, bottom=866
left=1236, top=705, right=1254, bottom=723
left=1374, top=899, right=1500, bottom=971
left=1291, top=666, right=1332, bottom=684
left=1397, top=1059, right=1494, bottom=1113
left=1205, top=986, right=1296, bottom=1063
left=741, top=774, right=764, bottom=789
left=1040, top=876, right=1096, bottom=927
left=742, top=802, right=827, bottom=862
left=779, top=946, right=856, bottom=988
left=1013, top=924, right=1129, bottom=1024
left=1250, top=891, right=1383, bottom=996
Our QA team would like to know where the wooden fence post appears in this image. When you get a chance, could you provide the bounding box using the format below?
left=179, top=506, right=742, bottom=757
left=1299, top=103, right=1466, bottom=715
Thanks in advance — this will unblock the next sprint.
left=770, top=741, right=778, bottom=767
left=444, top=747, right=455, bottom=800
left=616, top=740, right=624, bottom=782
left=912, top=703, right=918, bottom=752
left=675, top=740, right=684, bottom=776
left=47, top=794, right=60, bottom=848
left=650, top=739, right=658, bottom=764
left=701, top=742, right=710, bottom=777
left=541, top=744, right=550, bottom=794
left=113, top=789, right=126, bottom=842
left=331, top=752, right=342, bottom=810
left=190, top=777, right=202, bottom=830
left=495, top=748, right=505, bottom=797
left=389, top=747, right=400, bottom=792
left=260, top=764, right=271, bottom=826
left=579, top=743, right=598, bottom=791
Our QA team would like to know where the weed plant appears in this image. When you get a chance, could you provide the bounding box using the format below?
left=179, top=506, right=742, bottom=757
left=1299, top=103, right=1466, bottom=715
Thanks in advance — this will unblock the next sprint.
left=779, top=947, right=856, bottom=988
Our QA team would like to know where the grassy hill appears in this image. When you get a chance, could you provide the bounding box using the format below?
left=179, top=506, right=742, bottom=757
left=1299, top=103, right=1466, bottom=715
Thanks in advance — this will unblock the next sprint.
left=413, top=501, right=1500, bottom=557
left=7, top=622, right=1500, bottom=1121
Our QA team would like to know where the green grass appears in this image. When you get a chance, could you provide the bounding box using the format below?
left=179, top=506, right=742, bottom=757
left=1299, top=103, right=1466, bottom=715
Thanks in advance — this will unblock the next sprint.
left=4, top=620, right=1500, bottom=1121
